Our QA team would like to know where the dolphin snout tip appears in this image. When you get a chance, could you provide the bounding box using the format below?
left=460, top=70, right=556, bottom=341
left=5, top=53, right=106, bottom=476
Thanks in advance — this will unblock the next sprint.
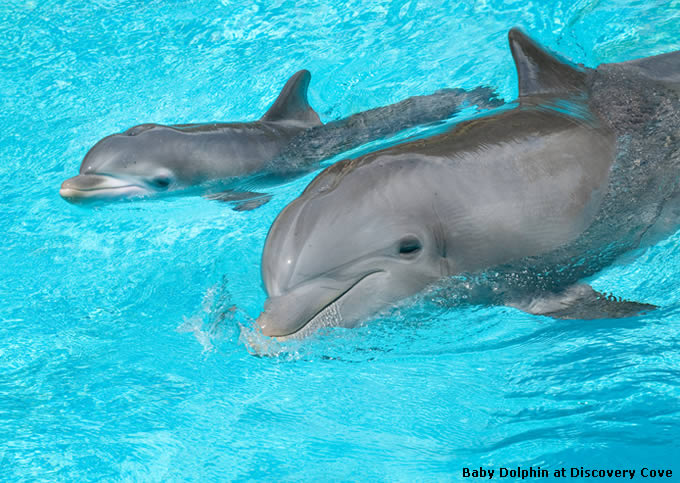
left=60, top=176, right=78, bottom=191
left=59, top=176, right=84, bottom=203
left=255, top=295, right=305, bottom=339
left=240, top=316, right=287, bottom=356
left=255, top=308, right=298, bottom=341
left=59, top=189, right=74, bottom=202
left=255, top=311, right=277, bottom=338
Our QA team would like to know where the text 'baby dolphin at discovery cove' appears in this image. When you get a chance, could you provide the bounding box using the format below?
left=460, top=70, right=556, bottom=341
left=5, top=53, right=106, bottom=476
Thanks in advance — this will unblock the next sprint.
left=256, top=28, right=680, bottom=339
left=59, top=70, right=501, bottom=209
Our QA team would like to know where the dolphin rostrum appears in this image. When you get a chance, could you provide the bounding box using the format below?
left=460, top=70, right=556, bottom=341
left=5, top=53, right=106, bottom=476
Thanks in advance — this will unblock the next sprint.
left=256, top=28, right=680, bottom=339
left=60, top=70, right=501, bottom=209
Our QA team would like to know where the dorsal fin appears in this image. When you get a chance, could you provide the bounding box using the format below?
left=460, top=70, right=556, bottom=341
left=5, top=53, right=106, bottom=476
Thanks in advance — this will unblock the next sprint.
left=261, top=70, right=321, bottom=126
left=508, top=28, right=587, bottom=97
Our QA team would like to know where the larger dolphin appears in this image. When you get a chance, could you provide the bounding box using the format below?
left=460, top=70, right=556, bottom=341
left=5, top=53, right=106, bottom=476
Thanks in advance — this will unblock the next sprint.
left=60, top=70, right=500, bottom=207
left=256, top=28, right=680, bottom=338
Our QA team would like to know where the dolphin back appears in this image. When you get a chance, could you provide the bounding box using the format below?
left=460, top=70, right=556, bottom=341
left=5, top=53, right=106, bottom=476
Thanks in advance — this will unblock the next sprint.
left=617, top=50, right=680, bottom=85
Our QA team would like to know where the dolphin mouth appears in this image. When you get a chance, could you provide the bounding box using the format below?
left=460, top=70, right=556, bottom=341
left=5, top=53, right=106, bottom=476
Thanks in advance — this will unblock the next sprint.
left=256, top=270, right=382, bottom=339
left=60, top=174, right=149, bottom=203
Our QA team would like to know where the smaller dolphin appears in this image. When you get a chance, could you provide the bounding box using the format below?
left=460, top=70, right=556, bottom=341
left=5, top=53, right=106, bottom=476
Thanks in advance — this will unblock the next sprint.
left=60, top=70, right=320, bottom=206
left=60, top=71, right=501, bottom=208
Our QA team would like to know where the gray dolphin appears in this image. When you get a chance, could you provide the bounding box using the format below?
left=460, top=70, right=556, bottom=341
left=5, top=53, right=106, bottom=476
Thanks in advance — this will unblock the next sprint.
left=60, top=70, right=320, bottom=205
left=256, top=28, right=680, bottom=339
left=60, top=70, right=500, bottom=208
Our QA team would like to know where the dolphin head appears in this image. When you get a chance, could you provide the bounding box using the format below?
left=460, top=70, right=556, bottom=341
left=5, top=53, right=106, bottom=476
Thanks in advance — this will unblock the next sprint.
left=60, top=124, right=195, bottom=204
left=257, top=155, right=450, bottom=339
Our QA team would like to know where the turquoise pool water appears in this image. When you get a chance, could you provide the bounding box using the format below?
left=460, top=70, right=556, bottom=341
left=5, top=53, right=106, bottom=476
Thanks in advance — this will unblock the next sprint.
left=2, top=0, right=680, bottom=480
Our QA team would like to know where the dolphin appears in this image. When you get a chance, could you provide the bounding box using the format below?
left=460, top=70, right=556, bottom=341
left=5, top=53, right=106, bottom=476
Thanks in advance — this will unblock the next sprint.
left=60, top=70, right=501, bottom=208
left=256, top=28, right=680, bottom=339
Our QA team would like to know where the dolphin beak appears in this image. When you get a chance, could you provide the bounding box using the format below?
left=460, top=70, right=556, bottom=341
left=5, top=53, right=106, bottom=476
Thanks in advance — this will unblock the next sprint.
left=60, top=174, right=149, bottom=203
left=256, top=281, right=345, bottom=338
left=256, top=271, right=382, bottom=339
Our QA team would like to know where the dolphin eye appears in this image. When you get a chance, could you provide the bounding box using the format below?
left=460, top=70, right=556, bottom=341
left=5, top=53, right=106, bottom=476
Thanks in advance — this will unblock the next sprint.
left=398, top=236, right=422, bottom=257
left=150, top=176, right=172, bottom=189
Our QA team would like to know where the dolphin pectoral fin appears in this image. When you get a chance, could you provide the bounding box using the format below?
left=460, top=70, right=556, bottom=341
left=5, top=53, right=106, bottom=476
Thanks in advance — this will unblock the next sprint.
left=233, top=196, right=272, bottom=211
left=509, top=284, right=657, bottom=320
left=205, top=190, right=272, bottom=211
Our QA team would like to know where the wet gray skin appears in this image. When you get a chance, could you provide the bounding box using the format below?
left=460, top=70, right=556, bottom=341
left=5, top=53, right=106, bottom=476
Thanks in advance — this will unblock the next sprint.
left=257, top=28, right=680, bottom=338
left=60, top=70, right=501, bottom=207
